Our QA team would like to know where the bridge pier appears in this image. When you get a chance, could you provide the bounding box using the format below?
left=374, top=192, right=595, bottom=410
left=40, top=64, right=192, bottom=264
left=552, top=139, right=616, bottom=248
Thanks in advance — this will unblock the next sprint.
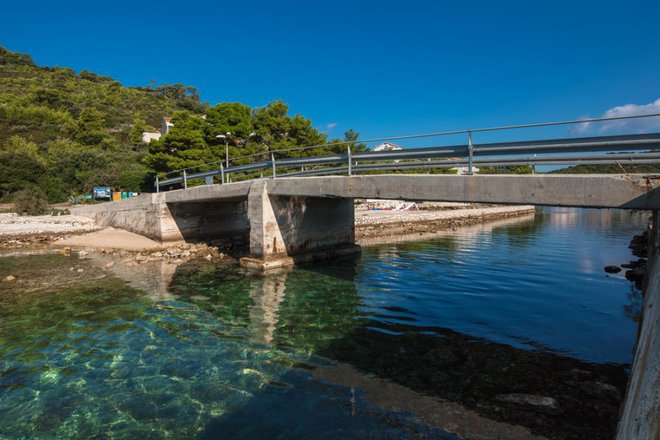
left=239, top=181, right=360, bottom=270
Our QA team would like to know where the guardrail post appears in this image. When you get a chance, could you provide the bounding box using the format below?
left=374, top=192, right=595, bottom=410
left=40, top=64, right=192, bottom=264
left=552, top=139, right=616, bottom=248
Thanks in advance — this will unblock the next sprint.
left=347, top=146, right=352, bottom=176
left=183, top=169, right=188, bottom=189
left=220, top=164, right=225, bottom=184
left=271, top=152, right=277, bottom=179
left=467, top=130, right=474, bottom=175
left=155, top=176, right=159, bottom=193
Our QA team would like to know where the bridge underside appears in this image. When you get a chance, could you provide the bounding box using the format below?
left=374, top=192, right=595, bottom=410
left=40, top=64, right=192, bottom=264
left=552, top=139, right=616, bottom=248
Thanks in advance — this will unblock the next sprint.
left=73, top=174, right=660, bottom=269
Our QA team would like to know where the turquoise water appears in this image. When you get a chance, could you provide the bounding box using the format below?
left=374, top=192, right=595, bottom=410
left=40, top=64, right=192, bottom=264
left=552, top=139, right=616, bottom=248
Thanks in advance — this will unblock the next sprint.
left=0, top=208, right=645, bottom=439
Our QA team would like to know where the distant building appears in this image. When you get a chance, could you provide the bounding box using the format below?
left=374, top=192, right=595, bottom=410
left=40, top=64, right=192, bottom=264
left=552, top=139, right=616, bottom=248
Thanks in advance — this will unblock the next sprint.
left=161, top=117, right=174, bottom=136
left=451, top=166, right=479, bottom=175
left=141, top=132, right=161, bottom=143
left=141, top=116, right=174, bottom=144
left=374, top=142, right=404, bottom=152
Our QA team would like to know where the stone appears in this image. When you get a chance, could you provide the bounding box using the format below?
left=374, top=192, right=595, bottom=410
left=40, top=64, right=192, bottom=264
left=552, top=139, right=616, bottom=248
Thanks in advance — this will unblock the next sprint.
left=621, top=259, right=646, bottom=269
left=3, top=275, right=16, bottom=282
left=625, top=268, right=645, bottom=282
left=61, top=247, right=71, bottom=256
left=77, top=268, right=84, bottom=273
left=424, top=346, right=461, bottom=367
left=604, top=266, right=621, bottom=274
left=78, top=251, right=88, bottom=260
left=104, top=261, right=115, bottom=268
left=495, top=393, right=559, bottom=414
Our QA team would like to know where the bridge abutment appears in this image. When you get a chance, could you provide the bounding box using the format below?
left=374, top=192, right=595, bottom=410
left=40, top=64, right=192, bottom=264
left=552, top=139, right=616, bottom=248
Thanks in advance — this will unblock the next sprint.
left=616, top=211, right=660, bottom=439
left=239, top=181, right=360, bottom=270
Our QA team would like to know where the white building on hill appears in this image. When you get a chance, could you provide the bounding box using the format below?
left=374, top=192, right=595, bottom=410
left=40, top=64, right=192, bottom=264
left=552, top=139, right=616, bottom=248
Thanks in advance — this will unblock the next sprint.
left=374, top=142, right=404, bottom=152
left=141, top=117, right=174, bottom=144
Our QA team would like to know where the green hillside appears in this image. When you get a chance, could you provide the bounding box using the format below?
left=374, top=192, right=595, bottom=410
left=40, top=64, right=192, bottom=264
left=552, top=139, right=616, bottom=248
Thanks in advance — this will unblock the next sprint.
left=0, top=46, right=209, bottom=202
left=550, top=163, right=660, bottom=174
left=0, top=46, right=363, bottom=203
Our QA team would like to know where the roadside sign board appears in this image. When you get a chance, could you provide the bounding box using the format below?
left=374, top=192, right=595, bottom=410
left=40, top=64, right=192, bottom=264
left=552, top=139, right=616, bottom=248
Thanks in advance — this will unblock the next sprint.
left=93, top=187, right=112, bottom=199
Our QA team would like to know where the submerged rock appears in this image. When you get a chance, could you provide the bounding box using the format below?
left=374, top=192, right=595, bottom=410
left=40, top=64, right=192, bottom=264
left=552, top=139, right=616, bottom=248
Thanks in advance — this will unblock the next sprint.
left=495, top=393, right=560, bottom=414
left=604, top=266, right=621, bottom=274
left=629, top=232, right=649, bottom=258
left=625, top=268, right=645, bottom=282
left=621, top=259, right=646, bottom=269
left=3, top=275, right=16, bottom=282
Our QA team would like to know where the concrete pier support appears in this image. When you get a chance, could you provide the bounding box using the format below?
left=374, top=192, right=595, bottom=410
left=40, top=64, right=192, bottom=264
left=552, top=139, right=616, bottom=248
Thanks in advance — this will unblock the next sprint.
left=240, top=181, right=360, bottom=270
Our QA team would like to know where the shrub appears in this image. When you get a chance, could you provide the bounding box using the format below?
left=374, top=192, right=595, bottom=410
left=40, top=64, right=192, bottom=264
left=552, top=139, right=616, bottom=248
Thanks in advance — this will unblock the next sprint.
left=13, top=187, right=48, bottom=216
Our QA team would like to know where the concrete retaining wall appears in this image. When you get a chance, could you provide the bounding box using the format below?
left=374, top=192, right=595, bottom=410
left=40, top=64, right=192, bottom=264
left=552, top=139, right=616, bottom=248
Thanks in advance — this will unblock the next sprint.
left=617, top=222, right=660, bottom=439
left=72, top=194, right=165, bottom=241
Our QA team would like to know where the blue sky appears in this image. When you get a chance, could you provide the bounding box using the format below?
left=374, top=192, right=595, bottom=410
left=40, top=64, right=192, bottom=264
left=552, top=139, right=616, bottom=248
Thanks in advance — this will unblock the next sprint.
left=1, top=0, right=659, bottom=146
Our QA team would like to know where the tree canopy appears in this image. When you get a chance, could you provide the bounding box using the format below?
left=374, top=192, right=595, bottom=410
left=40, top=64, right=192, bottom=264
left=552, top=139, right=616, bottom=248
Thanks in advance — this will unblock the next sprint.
left=144, top=100, right=368, bottom=176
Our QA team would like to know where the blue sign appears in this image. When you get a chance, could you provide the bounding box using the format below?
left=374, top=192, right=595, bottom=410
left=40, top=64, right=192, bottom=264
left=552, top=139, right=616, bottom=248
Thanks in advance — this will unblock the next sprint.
left=93, top=186, right=112, bottom=199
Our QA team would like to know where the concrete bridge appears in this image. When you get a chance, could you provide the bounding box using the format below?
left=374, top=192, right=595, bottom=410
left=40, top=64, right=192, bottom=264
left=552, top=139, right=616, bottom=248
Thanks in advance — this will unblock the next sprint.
left=74, top=173, right=660, bottom=269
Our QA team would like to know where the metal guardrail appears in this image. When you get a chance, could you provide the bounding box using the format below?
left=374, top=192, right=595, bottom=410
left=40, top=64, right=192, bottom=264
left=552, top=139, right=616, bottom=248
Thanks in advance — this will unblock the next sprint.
left=155, top=114, right=660, bottom=191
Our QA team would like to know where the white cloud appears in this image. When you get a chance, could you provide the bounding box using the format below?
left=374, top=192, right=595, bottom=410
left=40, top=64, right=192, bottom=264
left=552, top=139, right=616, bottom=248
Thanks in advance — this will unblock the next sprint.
left=573, top=98, right=660, bottom=134
left=326, top=122, right=338, bottom=130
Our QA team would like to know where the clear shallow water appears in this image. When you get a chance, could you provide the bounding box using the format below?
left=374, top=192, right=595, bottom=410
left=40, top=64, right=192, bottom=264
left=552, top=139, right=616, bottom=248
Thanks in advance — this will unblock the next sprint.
left=0, top=208, right=645, bottom=439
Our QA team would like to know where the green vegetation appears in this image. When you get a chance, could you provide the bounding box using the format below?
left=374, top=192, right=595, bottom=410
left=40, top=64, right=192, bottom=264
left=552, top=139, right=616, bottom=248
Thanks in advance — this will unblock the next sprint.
left=479, top=165, right=533, bottom=174
left=12, top=187, right=48, bottom=215
left=145, top=100, right=368, bottom=177
left=550, top=163, right=660, bottom=174
left=0, top=46, right=206, bottom=202
left=0, top=46, right=366, bottom=201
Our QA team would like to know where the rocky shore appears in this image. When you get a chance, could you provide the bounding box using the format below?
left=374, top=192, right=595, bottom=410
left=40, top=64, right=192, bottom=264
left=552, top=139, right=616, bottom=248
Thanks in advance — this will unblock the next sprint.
left=355, top=205, right=536, bottom=241
left=604, top=230, right=649, bottom=290
left=0, top=213, right=98, bottom=238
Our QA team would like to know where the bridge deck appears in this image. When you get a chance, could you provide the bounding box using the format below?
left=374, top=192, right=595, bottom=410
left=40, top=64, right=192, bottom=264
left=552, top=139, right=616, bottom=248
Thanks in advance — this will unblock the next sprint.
left=158, top=174, right=660, bottom=210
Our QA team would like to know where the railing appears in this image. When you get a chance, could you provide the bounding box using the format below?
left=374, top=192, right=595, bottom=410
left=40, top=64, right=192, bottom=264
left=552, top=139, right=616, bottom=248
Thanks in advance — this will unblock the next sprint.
left=155, top=113, right=660, bottom=191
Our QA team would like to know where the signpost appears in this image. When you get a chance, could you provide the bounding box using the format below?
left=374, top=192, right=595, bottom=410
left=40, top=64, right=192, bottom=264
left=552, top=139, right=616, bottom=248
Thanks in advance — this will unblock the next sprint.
left=93, top=186, right=112, bottom=200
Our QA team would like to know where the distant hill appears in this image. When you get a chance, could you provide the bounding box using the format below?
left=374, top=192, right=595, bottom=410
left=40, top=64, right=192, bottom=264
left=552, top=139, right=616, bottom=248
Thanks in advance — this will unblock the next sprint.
left=0, top=45, right=210, bottom=202
left=0, top=46, right=206, bottom=146
left=550, top=163, right=660, bottom=174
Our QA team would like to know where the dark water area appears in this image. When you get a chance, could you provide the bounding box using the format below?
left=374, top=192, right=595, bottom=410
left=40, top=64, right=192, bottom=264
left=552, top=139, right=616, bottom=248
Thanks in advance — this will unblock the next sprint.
left=0, top=208, right=646, bottom=439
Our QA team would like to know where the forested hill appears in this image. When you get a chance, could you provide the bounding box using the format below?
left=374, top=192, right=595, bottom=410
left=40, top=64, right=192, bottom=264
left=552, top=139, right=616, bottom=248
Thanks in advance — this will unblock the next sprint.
left=0, top=46, right=206, bottom=146
left=0, top=45, right=208, bottom=202
left=0, top=46, right=362, bottom=203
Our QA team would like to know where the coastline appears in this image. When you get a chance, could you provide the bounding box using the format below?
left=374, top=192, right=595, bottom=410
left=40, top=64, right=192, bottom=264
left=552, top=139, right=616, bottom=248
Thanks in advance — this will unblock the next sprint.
left=1, top=205, right=536, bottom=254
left=356, top=205, right=536, bottom=245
